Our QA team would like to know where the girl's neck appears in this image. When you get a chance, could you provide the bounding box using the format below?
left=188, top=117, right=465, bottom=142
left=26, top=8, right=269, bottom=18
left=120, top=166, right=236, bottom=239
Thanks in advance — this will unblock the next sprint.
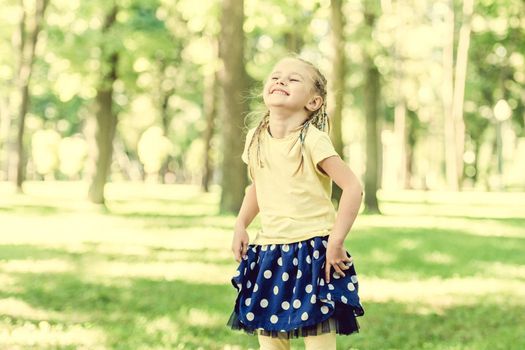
left=267, top=110, right=308, bottom=139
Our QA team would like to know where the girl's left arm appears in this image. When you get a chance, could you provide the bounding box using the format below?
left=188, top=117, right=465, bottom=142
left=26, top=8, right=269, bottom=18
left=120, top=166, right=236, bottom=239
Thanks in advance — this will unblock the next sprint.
left=318, top=155, right=363, bottom=282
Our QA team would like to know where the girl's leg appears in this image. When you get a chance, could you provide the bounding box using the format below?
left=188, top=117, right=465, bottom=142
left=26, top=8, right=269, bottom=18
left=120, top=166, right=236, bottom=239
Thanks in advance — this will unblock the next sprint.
left=303, top=332, right=336, bottom=350
left=303, top=317, right=337, bottom=350
left=257, top=332, right=290, bottom=350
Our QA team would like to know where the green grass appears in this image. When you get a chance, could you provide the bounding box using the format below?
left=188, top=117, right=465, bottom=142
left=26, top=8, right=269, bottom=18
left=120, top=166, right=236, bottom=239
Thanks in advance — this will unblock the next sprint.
left=0, top=181, right=524, bottom=349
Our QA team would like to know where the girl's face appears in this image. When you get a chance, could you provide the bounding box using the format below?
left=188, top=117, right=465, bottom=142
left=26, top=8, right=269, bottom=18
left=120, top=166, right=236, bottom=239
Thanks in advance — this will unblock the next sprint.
left=263, top=58, right=320, bottom=114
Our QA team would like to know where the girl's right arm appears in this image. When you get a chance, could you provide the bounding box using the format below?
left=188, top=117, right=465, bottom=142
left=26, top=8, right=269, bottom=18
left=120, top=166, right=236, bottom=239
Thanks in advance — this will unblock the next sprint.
left=232, top=183, right=259, bottom=262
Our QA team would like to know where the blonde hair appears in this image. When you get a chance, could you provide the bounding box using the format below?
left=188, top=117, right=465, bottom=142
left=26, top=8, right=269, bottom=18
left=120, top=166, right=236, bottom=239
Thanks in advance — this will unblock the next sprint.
left=244, top=57, right=330, bottom=179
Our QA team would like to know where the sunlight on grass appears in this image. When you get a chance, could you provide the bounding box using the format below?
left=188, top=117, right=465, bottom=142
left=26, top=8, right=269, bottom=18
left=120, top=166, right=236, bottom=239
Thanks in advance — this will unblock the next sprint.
left=186, top=308, right=224, bottom=327
left=0, top=298, right=68, bottom=321
left=356, top=215, right=525, bottom=238
left=485, top=262, right=525, bottom=279
left=361, top=276, right=525, bottom=309
left=0, top=318, right=106, bottom=349
left=87, top=261, right=232, bottom=284
left=0, top=259, right=72, bottom=273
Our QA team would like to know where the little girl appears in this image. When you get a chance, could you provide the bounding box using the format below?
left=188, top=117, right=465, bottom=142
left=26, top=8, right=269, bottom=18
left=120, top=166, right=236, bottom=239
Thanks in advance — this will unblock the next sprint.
left=227, top=56, right=364, bottom=350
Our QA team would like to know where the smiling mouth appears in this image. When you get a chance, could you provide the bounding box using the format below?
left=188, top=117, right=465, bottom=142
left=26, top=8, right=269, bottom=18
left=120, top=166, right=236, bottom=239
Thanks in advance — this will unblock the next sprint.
left=270, top=88, right=289, bottom=96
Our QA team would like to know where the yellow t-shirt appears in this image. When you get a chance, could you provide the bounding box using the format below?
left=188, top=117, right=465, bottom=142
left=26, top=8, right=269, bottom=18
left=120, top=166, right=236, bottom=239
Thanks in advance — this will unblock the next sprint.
left=242, top=124, right=339, bottom=245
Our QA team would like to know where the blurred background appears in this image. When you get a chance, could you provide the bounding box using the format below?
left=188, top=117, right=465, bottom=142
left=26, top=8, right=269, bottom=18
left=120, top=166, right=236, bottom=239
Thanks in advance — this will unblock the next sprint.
left=0, top=0, right=524, bottom=349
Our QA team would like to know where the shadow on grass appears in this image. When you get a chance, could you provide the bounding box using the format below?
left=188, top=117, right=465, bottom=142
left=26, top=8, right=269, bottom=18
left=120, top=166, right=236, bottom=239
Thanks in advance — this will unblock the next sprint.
left=1, top=272, right=524, bottom=349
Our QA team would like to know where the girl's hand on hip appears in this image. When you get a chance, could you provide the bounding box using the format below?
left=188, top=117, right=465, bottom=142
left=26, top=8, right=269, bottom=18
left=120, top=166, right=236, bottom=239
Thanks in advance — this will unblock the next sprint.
left=325, top=239, right=352, bottom=283
left=232, top=227, right=249, bottom=263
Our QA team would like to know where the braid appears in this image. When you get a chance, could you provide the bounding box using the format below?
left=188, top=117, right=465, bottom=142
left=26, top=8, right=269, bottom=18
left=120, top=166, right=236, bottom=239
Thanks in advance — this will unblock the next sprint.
left=246, top=111, right=269, bottom=180
left=292, top=57, right=330, bottom=176
left=245, top=57, right=330, bottom=178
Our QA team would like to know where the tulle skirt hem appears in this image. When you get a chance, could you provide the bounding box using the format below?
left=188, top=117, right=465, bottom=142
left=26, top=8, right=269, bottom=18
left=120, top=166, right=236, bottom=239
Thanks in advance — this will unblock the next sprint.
left=226, top=303, right=360, bottom=339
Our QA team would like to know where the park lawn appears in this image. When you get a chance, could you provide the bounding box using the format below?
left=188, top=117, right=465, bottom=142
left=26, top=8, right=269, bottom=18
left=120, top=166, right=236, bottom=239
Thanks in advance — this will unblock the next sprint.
left=0, top=181, right=524, bottom=350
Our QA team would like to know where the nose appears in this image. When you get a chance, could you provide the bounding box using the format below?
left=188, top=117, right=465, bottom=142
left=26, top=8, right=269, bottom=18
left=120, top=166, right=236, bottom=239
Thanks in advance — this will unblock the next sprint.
left=275, top=77, right=285, bottom=85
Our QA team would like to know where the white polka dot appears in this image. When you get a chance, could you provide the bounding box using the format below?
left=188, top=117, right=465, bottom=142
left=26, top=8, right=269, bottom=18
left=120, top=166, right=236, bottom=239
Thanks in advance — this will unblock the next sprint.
left=313, top=250, right=319, bottom=259
left=299, top=242, right=303, bottom=248
left=293, top=299, right=301, bottom=309
left=270, top=244, right=276, bottom=250
left=310, top=294, right=317, bottom=304
left=305, top=284, right=313, bottom=293
left=247, top=281, right=252, bottom=288
left=327, top=293, right=332, bottom=300
left=293, top=286, right=296, bottom=294
left=322, top=240, right=328, bottom=248
left=277, top=257, right=283, bottom=266
left=273, top=286, right=279, bottom=295
left=301, top=312, right=309, bottom=321
left=237, top=283, right=242, bottom=291
left=351, top=275, right=358, bottom=283
left=234, top=270, right=240, bottom=277
left=260, top=299, right=269, bottom=308
left=310, top=240, right=315, bottom=247
left=341, top=296, right=348, bottom=304
left=293, top=258, right=298, bottom=266
left=264, top=270, right=272, bottom=279
left=250, top=262, right=255, bottom=270
left=282, top=272, right=289, bottom=281
left=261, top=245, right=267, bottom=251
left=282, top=244, right=289, bottom=252
left=270, top=315, right=278, bottom=324
left=251, top=247, right=257, bottom=253
left=297, top=270, right=302, bottom=279
left=333, top=272, right=341, bottom=280
left=246, top=312, right=255, bottom=321
left=328, top=284, right=334, bottom=290
left=243, top=268, right=247, bottom=275
left=243, top=255, right=248, bottom=260
left=306, top=256, right=311, bottom=264
left=253, top=283, right=259, bottom=292
left=346, top=261, right=353, bottom=267
left=347, top=283, right=355, bottom=291
left=320, top=306, right=329, bottom=314
left=319, top=278, right=325, bottom=286
left=281, top=301, right=290, bottom=310
left=327, top=300, right=335, bottom=307
left=245, top=298, right=251, bottom=306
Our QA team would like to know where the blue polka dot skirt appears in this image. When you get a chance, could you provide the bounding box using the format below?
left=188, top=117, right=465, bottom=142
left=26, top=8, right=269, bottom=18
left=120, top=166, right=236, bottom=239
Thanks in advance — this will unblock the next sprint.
left=227, top=235, right=364, bottom=338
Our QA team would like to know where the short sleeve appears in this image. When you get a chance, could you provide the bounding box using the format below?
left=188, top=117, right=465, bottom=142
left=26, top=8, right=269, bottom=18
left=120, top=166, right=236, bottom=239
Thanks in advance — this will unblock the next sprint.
left=310, top=132, right=339, bottom=167
left=241, top=128, right=256, bottom=164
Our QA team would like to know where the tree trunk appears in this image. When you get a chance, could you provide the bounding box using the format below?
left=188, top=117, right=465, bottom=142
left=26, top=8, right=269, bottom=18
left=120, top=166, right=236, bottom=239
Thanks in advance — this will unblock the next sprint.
left=442, top=0, right=460, bottom=191
left=451, top=0, right=474, bottom=188
left=218, top=0, right=249, bottom=214
left=394, top=101, right=407, bottom=189
left=363, top=5, right=381, bottom=214
left=329, top=0, right=346, bottom=206
left=88, top=5, right=119, bottom=204
left=14, top=0, right=49, bottom=191
left=202, top=68, right=219, bottom=192
left=0, top=96, right=11, bottom=180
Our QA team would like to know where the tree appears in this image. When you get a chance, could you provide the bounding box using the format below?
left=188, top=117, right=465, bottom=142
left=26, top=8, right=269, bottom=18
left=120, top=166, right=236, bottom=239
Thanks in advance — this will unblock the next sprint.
left=363, top=1, right=382, bottom=214
left=218, top=0, right=250, bottom=213
left=14, top=0, right=49, bottom=190
left=329, top=0, right=346, bottom=205
left=88, top=4, right=119, bottom=204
